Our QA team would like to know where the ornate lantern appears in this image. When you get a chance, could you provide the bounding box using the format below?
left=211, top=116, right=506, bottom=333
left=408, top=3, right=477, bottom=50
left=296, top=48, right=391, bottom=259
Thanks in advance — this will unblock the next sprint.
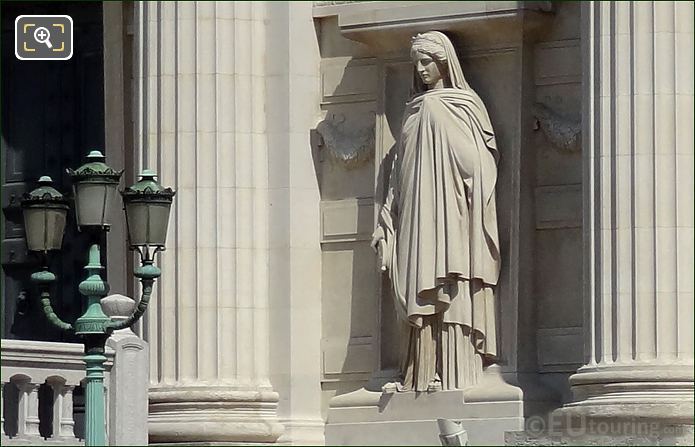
left=121, top=170, right=175, bottom=251
left=21, top=176, right=69, bottom=252
left=67, top=150, right=123, bottom=229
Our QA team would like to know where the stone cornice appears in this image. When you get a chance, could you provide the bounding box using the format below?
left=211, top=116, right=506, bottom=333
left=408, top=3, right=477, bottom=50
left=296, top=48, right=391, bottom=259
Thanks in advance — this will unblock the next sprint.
left=313, top=1, right=553, bottom=50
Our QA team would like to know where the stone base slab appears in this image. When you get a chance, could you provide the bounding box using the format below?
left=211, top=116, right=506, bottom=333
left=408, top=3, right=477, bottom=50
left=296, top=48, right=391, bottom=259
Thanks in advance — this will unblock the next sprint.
left=1, top=436, right=84, bottom=446
left=326, top=371, right=526, bottom=445
left=276, top=419, right=326, bottom=445
left=328, top=415, right=523, bottom=446
left=505, top=425, right=694, bottom=446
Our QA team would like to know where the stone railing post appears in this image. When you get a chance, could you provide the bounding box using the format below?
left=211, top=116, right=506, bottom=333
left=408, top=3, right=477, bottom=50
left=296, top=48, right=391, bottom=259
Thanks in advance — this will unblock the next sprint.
left=102, top=293, right=149, bottom=446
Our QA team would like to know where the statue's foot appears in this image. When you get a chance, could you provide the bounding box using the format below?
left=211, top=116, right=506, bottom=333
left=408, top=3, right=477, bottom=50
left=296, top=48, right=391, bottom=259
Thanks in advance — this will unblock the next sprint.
left=427, top=378, right=442, bottom=393
left=382, top=382, right=398, bottom=393
left=382, top=381, right=409, bottom=393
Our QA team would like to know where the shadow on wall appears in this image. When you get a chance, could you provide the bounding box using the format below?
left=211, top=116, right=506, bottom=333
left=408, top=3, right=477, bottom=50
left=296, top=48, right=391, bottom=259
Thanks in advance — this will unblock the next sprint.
left=309, top=54, right=382, bottom=401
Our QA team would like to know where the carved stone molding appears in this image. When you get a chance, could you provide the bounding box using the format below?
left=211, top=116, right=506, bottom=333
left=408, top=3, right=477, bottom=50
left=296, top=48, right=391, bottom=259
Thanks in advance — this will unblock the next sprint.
left=316, top=112, right=374, bottom=169
left=313, top=0, right=365, bottom=6
left=532, top=102, right=581, bottom=153
left=314, top=1, right=553, bottom=50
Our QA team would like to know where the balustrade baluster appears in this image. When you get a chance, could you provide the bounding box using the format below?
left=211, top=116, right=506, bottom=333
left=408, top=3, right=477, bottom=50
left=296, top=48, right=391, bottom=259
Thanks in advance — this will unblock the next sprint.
left=17, top=381, right=40, bottom=437
left=54, top=384, right=76, bottom=438
left=62, top=385, right=76, bottom=438
left=2, top=340, right=119, bottom=443
left=1, top=381, right=5, bottom=437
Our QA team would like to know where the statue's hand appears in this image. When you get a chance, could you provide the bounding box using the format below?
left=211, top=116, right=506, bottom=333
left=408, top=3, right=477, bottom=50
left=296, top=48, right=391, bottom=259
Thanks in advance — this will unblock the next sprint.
left=370, top=226, right=385, bottom=252
left=371, top=227, right=389, bottom=272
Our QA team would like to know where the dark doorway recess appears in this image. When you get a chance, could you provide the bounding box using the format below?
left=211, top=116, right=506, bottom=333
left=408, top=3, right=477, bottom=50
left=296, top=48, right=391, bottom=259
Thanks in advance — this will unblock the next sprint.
left=2, top=1, right=105, bottom=342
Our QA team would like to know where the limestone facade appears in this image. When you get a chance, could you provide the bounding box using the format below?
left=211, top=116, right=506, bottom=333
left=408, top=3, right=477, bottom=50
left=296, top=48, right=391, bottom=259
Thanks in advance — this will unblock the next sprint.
left=566, top=0, right=694, bottom=422
left=132, top=1, right=693, bottom=444
left=134, top=1, right=323, bottom=443
left=2, top=1, right=692, bottom=445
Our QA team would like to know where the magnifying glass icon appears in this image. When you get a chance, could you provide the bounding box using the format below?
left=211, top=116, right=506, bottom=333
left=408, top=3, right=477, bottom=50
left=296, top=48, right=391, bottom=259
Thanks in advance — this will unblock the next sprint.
left=33, top=26, right=53, bottom=49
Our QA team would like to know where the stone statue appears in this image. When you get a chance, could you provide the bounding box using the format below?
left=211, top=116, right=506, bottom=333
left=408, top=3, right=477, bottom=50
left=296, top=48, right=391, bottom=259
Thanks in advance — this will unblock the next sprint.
left=372, top=31, right=500, bottom=392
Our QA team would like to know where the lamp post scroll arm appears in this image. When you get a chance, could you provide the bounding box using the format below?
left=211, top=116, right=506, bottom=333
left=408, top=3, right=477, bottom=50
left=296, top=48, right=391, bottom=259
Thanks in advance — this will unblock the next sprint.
left=106, top=263, right=160, bottom=332
left=32, top=269, right=74, bottom=332
left=40, top=290, right=74, bottom=331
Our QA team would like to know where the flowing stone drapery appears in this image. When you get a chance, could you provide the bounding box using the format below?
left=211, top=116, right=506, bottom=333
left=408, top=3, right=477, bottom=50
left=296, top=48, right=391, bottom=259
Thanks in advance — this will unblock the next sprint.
left=375, top=32, right=500, bottom=392
left=567, top=1, right=694, bottom=423
left=136, top=1, right=283, bottom=442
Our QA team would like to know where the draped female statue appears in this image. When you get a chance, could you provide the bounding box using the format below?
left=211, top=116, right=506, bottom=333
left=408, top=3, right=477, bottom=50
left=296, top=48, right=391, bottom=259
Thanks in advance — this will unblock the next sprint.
left=372, top=31, right=500, bottom=392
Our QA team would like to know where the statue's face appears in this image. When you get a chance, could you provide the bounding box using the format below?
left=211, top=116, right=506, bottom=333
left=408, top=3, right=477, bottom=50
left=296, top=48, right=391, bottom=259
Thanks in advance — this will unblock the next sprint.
left=413, top=51, right=444, bottom=87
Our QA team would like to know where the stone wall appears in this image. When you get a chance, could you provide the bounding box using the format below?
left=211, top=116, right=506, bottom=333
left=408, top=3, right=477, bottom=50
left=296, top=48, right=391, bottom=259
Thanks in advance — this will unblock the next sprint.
left=313, top=1, right=580, bottom=418
left=530, top=2, right=583, bottom=402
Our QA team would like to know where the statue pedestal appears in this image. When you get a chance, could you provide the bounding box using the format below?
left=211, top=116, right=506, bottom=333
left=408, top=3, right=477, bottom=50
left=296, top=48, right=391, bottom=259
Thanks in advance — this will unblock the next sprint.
left=325, top=368, right=525, bottom=445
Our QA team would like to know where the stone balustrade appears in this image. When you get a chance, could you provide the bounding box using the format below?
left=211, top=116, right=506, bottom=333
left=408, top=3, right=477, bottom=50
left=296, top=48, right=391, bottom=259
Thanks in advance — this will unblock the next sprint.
left=0, top=339, right=113, bottom=445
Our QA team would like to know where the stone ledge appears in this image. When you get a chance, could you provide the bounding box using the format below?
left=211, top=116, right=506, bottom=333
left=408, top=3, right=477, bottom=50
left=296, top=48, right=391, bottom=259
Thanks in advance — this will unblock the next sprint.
left=313, top=1, right=553, bottom=50
left=505, top=424, right=694, bottom=446
left=1, top=436, right=84, bottom=446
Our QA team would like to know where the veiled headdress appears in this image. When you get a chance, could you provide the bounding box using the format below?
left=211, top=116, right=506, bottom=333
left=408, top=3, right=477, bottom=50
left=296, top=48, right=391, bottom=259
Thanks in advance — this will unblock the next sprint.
left=410, top=31, right=471, bottom=94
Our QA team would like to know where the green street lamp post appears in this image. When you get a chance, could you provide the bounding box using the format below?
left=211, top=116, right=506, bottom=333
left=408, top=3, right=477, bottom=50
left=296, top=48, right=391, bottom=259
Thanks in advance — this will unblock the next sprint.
left=21, top=151, right=175, bottom=446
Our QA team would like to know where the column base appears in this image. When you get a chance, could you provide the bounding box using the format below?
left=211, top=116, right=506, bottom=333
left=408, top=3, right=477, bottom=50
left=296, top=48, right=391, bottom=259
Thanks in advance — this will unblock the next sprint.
left=506, top=425, right=694, bottom=446
left=565, top=362, right=694, bottom=424
left=509, top=361, right=695, bottom=445
left=149, top=385, right=285, bottom=444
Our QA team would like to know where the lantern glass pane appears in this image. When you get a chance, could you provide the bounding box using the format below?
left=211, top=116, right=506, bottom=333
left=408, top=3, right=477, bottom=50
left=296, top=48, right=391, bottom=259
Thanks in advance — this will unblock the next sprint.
left=125, top=201, right=172, bottom=247
left=147, top=202, right=172, bottom=246
left=75, top=183, right=119, bottom=227
left=23, top=208, right=67, bottom=251
left=125, top=202, right=147, bottom=246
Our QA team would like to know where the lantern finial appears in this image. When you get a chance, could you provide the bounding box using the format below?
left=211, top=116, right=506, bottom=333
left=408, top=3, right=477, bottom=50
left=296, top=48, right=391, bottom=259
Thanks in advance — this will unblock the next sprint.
left=86, top=150, right=106, bottom=161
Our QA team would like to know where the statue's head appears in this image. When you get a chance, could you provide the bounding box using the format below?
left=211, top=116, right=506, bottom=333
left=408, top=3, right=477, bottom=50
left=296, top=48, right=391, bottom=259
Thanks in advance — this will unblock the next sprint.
left=410, top=32, right=449, bottom=89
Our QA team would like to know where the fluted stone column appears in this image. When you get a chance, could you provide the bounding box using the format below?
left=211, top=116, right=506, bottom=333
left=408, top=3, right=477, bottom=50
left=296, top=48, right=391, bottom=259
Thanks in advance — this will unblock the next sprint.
left=135, top=1, right=283, bottom=442
left=567, top=1, right=694, bottom=423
